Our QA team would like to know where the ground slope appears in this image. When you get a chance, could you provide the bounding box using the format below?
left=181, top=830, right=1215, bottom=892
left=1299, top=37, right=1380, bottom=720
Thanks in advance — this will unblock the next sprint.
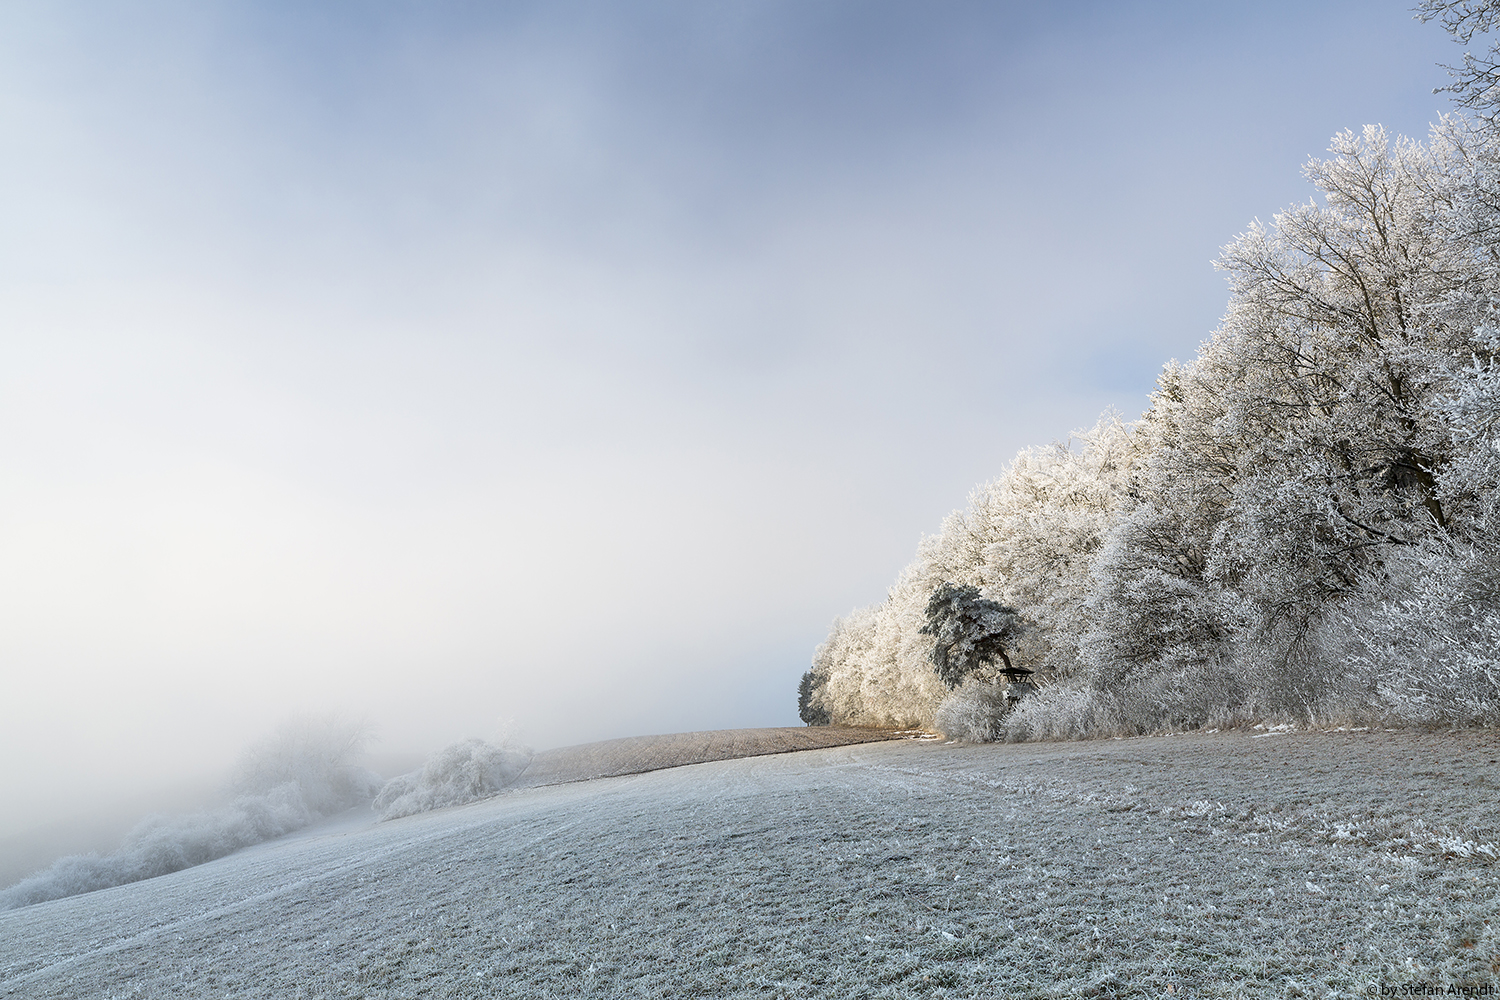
left=513, top=725, right=909, bottom=787
left=2, top=728, right=1499, bottom=998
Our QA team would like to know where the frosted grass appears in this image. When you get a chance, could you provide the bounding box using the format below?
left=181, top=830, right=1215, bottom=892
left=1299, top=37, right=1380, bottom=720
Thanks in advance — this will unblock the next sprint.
left=2, top=728, right=1498, bottom=997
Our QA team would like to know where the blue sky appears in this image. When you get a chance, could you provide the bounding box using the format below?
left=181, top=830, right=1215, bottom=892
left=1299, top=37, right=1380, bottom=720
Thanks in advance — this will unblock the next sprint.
left=0, top=1, right=1469, bottom=828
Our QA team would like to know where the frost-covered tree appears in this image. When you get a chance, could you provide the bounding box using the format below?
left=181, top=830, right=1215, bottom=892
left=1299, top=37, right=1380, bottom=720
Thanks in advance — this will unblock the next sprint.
left=805, top=588, right=950, bottom=729
left=1441, top=326, right=1500, bottom=522
left=1091, top=124, right=1500, bottom=694
left=1421, top=1, right=1500, bottom=128
left=920, top=583, right=1026, bottom=688
left=234, top=714, right=379, bottom=816
left=976, top=413, right=1137, bottom=678
left=797, top=670, right=829, bottom=725
left=801, top=414, right=1134, bottom=728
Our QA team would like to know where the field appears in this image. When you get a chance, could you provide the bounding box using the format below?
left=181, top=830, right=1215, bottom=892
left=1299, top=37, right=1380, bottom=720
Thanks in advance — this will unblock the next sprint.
left=3, top=727, right=1499, bottom=998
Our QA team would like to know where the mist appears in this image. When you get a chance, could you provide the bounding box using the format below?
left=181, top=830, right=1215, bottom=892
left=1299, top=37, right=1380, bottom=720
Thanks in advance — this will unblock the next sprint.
left=0, top=0, right=1465, bottom=878
left=1, top=715, right=381, bottom=908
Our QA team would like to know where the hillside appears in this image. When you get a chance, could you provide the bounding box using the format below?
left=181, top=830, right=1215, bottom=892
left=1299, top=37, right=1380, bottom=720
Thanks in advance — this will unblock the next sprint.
left=2, top=728, right=1498, bottom=997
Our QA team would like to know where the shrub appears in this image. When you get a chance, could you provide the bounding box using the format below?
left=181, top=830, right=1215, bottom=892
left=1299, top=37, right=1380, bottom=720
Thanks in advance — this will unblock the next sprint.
left=933, top=680, right=1012, bottom=742
left=1338, top=539, right=1500, bottom=725
left=374, top=736, right=532, bottom=821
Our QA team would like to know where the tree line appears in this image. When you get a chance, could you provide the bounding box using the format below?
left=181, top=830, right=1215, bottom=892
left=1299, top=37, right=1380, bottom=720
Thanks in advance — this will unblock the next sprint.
left=799, top=3, right=1500, bottom=740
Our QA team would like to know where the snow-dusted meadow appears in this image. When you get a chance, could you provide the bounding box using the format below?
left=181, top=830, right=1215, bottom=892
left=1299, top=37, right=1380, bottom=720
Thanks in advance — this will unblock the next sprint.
left=3, top=728, right=1498, bottom=998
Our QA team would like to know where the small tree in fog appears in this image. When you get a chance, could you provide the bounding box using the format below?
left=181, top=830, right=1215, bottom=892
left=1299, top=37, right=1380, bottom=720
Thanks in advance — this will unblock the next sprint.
left=234, top=714, right=379, bottom=815
left=920, top=582, right=1027, bottom=689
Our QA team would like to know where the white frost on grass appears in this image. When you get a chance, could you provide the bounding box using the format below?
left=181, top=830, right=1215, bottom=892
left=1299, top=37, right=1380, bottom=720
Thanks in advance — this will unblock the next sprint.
left=3, top=729, right=1499, bottom=997
left=374, top=736, right=532, bottom=820
left=0, top=715, right=380, bottom=910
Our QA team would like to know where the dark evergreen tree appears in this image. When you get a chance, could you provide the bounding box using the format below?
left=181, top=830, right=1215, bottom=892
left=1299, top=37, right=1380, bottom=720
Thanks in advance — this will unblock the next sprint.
left=920, top=582, right=1027, bottom=689
left=797, top=670, right=830, bottom=725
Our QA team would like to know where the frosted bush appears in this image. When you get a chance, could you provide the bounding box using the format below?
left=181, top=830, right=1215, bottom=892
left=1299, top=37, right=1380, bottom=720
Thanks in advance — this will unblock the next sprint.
left=1125, top=666, right=1246, bottom=732
left=997, top=660, right=1259, bottom=742
left=0, top=715, right=380, bottom=910
left=1000, top=686, right=1110, bottom=741
left=1337, top=541, right=1500, bottom=725
left=933, top=680, right=1011, bottom=742
left=375, top=737, right=532, bottom=821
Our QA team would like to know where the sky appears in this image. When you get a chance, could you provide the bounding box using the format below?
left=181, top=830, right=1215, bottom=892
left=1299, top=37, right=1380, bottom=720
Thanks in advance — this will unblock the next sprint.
left=0, top=1, right=1472, bottom=844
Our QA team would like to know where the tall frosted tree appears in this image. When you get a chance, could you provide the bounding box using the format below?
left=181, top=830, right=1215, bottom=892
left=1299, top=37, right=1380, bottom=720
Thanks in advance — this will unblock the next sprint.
left=1090, top=124, right=1500, bottom=696
left=1422, top=1, right=1500, bottom=127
